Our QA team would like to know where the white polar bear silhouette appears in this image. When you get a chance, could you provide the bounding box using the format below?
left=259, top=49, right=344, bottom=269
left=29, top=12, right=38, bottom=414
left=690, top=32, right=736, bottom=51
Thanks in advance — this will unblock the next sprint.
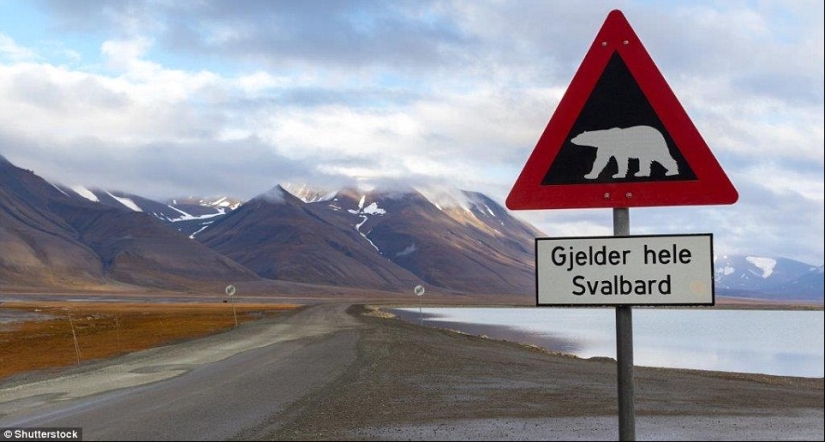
left=570, top=125, right=679, bottom=179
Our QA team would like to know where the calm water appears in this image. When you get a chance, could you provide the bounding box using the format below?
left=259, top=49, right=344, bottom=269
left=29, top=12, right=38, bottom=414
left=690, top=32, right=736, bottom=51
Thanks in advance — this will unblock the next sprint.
left=393, top=307, right=824, bottom=378
left=0, top=309, right=51, bottom=327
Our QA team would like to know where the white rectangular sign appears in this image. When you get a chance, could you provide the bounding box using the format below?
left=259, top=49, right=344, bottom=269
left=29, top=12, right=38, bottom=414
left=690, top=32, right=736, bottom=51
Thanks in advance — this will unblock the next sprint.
left=536, top=234, right=714, bottom=306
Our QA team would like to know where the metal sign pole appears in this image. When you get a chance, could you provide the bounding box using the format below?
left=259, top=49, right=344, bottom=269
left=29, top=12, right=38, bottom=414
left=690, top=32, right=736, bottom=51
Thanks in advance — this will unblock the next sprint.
left=231, top=295, right=238, bottom=327
left=414, top=285, right=425, bottom=325
left=613, top=208, right=635, bottom=441
left=226, top=285, right=238, bottom=327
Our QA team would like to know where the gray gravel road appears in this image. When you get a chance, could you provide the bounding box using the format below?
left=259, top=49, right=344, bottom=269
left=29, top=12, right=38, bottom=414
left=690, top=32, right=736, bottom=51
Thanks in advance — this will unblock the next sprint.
left=0, top=303, right=360, bottom=440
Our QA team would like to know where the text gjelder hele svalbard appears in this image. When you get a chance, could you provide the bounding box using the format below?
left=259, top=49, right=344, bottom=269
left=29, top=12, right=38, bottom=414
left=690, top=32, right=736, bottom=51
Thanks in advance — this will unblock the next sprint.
left=550, top=244, right=692, bottom=296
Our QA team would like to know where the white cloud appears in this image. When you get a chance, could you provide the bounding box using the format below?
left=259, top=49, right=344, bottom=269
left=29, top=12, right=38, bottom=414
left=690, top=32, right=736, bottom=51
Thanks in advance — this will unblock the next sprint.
left=0, top=0, right=821, bottom=265
left=235, top=71, right=285, bottom=93
left=101, top=37, right=154, bottom=71
left=0, top=34, right=38, bottom=61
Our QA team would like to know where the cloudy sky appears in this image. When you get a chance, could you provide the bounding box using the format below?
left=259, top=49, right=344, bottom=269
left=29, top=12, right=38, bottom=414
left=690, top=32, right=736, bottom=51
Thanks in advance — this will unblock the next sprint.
left=0, top=0, right=822, bottom=266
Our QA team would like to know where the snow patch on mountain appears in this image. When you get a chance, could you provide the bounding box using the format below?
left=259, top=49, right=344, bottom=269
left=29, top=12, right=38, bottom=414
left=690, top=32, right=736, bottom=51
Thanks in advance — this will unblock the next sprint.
left=463, top=192, right=497, bottom=217
left=746, top=256, right=777, bottom=278
left=356, top=216, right=380, bottom=252
left=169, top=207, right=227, bottom=222
left=71, top=185, right=99, bottom=202
left=396, top=243, right=417, bottom=257
left=362, top=202, right=386, bottom=215
left=714, top=256, right=736, bottom=276
left=166, top=204, right=192, bottom=218
left=211, top=197, right=234, bottom=208
left=282, top=183, right=337, bottom=203
left=348, top=195, right=386, bottom=253
left=189, top=222, right=213, bottom=239
left=171, top=197, right=243, bottom=210
left=350, top=195, right=386, bottom=215
left=417, top=187, right=473, bottom=212
left=107, top=192, right=142, bottom=212
left=484, top=204, right=496, bottom=217
left=50, top=183, right=70, bottom=198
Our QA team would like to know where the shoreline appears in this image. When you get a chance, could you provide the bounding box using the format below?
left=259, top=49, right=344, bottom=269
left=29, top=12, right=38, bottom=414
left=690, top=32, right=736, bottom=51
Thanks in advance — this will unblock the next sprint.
left=385, top=305, right=825, bottom=379
left=2, top=298, right=822, bottom=382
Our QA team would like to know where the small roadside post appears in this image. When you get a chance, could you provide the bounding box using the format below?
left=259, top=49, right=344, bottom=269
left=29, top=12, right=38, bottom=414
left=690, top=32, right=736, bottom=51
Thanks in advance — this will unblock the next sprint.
left=414, top=285, right=425, bottom=325
left=225, top=284, right=238, bottom=327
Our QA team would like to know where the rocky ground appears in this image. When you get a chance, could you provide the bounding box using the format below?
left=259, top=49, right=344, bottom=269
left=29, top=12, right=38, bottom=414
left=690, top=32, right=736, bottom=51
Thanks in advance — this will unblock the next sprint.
left=269, top=305, right=824, bottom=441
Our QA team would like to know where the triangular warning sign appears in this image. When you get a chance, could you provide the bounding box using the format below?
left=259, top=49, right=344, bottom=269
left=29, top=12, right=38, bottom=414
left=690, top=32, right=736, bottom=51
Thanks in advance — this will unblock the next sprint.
left=506, top=10, right=738, bottom=210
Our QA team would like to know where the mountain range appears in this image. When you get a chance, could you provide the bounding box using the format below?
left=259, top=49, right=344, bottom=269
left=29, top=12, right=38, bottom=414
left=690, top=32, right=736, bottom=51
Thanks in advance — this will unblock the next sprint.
left=0, top=155, right=258, bottom=292
left=714, top=255, right=824, bottom=302
left=0, top=155, right=538, bottom=297
left=0, top=154, right=822, bottom=303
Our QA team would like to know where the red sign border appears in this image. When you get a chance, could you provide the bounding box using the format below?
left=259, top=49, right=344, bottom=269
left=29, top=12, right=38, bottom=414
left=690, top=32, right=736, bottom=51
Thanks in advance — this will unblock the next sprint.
left=506, top=10, right=738, bottom=210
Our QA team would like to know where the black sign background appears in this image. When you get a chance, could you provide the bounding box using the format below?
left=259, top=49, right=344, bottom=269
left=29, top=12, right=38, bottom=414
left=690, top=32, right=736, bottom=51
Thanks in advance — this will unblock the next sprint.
left=541, top=53, right=697, bottom=185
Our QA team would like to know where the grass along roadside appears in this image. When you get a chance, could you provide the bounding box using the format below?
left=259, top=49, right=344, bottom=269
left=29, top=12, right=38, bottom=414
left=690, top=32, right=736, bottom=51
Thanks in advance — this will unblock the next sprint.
left=0, top=301, right=299, bottom=380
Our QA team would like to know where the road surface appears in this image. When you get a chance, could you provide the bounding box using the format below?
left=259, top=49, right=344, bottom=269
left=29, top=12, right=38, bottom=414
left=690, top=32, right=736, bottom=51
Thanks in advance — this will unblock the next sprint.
left=0, top=303, right=360, bottom=440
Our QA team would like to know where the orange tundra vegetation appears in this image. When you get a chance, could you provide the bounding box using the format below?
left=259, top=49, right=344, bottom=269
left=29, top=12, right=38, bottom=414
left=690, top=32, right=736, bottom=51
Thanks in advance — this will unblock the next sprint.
left=0, top=302, right=299, bottom=379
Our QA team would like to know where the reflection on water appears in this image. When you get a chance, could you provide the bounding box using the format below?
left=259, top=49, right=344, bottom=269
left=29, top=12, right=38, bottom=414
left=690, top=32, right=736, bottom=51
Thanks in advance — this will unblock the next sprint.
left=392, top=308, right=824, bottom=378
left=0, top=308, right=53, bottom=331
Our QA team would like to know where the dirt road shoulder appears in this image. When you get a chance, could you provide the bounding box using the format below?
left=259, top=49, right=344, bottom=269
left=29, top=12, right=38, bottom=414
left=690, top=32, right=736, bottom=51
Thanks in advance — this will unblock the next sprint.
left=272, top=305, right=824, bottom=441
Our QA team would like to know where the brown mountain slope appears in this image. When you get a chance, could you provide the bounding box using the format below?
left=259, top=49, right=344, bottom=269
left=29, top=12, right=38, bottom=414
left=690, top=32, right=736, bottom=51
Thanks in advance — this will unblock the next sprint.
left=319, top=188, right=537, bottom=295
left=197, top=185, right=539, bottom=296
left=0, top=155, right=259, bottom=291
left=196, top=187, right=425, bottom=291
left=49, top=200, right=260, bottom=290
left=0, top=157, right=106, bottom=289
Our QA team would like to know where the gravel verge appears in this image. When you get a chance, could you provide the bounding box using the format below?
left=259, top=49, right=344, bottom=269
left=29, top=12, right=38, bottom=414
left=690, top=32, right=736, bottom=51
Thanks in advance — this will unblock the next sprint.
left=271, top=305, right=823, bottom=441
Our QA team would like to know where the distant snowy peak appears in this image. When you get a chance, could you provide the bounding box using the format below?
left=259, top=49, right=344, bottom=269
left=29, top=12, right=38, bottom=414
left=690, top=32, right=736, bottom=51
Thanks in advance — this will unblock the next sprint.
left=250, top=185, right=289, bottom=204
left=281, top=183, right=337, bottom=203
left=417, top=186, right=474, bottom=211
left=416, top=187, right=500, bottom=218
left=283, top=184, right=499, bottom=218
left=150, top=195, right=242, bottom=238
left=745, top=256, right=776, bottom=278
left=461, top=191, right=505, bottom=219
left=208, top=197, right=239, bottom=209
left=414, top=186, right=516, bottom=236
left=54, top=182, right=242, bottom=220
left=715, top=255, right=780, bottom=280
left=61, top=185, right=145, bottom=213
left=166, top=206, right=227, bottom=222
left=170, top=196, right=243, bottom=211
left=713, top=255, right=820, bottom=297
